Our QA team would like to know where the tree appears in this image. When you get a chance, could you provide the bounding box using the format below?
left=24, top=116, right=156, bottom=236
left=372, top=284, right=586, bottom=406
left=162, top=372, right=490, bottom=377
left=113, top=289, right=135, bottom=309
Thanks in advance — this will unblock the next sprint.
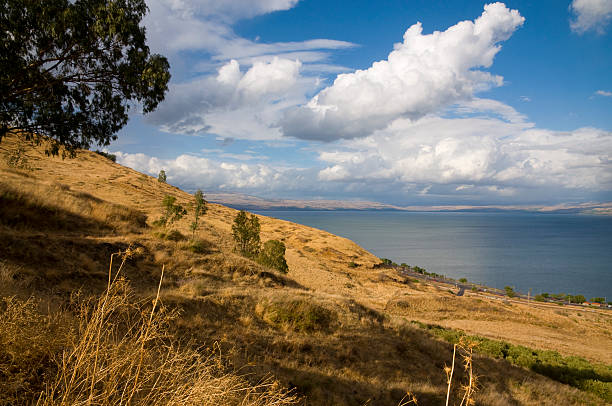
left=258, top=240, right=289, bottom=273
left=591, top=297, right=605, bottom=303
left=155, top=195, right=186, bottom=228
left=157, top=169, right=166, bottom=183
left=0, top=0, right=170, bottom=156
left=567, top=294, right=586, bottom=304
left=504, top=286, right=516, bottom=298
left=232, top=210, right=260, bottom=258
left=189, top=189, right=207, bottom=239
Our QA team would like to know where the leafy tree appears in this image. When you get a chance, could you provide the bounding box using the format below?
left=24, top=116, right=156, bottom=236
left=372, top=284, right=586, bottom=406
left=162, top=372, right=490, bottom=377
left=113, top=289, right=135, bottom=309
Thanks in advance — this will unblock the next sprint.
left=504, top=286, right=516, bottom=298
left=258, top=240, right=289, bottom=273
left=189, top=189, right=207, bottom=239
left=459, top=278, right=468, bottom=283
left=567, top=294, right=586, bottom=304
left=0, top=0, right=170, bottom=156
left=157, top=170, right=166, bottom=183
left=232, top=210, right=260, bottom=257
left=591, top=297, right=605, bottom=303
left=155, top=195, right=186, bottom=228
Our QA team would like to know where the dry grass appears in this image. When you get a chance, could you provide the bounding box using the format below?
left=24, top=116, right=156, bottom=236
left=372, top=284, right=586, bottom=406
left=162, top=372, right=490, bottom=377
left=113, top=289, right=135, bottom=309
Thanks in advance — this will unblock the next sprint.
left=1, top=251, right=298, bottom=406
left=1, top=134, right=611, bottom=405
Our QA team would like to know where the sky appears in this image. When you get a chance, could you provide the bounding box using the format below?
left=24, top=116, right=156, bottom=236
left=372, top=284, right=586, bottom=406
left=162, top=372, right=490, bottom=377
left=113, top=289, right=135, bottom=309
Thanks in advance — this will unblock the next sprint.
left=109, top=0, right=612, bottom=206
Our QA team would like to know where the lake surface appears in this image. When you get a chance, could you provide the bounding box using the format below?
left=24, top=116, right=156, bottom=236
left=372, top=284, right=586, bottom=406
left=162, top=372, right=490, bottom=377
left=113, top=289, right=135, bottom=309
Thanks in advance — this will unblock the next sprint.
left=254, top=210, right=612, bottom=299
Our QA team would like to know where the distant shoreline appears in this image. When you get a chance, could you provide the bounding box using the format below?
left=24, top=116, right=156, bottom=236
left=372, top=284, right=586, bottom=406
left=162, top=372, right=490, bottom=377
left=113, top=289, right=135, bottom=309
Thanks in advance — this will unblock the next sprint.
left=206, top=193, right=612, bottom=216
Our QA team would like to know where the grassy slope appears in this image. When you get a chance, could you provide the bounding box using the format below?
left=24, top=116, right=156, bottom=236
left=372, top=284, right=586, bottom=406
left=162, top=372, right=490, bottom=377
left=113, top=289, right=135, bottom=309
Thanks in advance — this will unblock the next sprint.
left=1, top=135, right=610, bottom=405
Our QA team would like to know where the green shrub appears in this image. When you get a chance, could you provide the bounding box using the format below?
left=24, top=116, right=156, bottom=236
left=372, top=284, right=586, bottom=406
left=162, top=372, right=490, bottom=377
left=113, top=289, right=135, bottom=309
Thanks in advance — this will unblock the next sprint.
left=504, top=286, right=516, bottom=298
left=186, top=239, right=211, bottom=254
left=591, top=297, right=606, bottom=304
left=257, top=240, right=289, bottom=273
left=157, top=169, right=167, bottom=183
left=535, top=294, right=546, bottom=302
left=348, top=261, right=358, bottom=268
left=154, top=230, right=185, bottom=241
left=459, top=277, right=467, bottom=283
left=261, top=300, right=336, bottom=332
left=413, top=323, right=612, bottom=401
left=471, top=286, right=478, bottom=292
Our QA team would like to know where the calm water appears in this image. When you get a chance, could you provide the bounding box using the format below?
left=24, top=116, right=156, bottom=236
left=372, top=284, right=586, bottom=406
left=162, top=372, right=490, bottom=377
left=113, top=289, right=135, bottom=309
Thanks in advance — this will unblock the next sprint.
left=255, top=211, right=612, bottom=299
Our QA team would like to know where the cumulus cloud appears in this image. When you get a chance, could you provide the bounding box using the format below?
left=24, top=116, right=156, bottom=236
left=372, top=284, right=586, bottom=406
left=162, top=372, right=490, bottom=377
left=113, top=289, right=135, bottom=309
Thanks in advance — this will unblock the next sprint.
left=281, top=2, right=524, bottom=141
left=315, top=117, right=612, bottom=198
left=114, top=151, right=321, bottom=195
left=570, top=0, right=612, bottom=34
left=145, top=58, right=310, bottom=139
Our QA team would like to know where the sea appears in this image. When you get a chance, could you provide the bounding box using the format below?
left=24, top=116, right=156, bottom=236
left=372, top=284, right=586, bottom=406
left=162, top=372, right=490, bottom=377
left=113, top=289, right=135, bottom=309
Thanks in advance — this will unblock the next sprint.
left=254, top=210, right=612, bottom=300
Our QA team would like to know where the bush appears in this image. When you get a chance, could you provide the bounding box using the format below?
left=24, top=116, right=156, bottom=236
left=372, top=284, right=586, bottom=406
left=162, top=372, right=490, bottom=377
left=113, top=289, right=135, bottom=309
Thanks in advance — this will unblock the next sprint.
left=154, top=230, right=186, bottom=241
left=591, top=297, right=606, bottom=304
left=232, top=210, right=261, bottom=258
left=260, top=300, right=336, bottom=333
left=504, top=286, right=516, bottom=298
left=158, top=169, right=167, bottom=183
left=348, top=261, right=358, bottom=268
left=534, top=294, right=546, bottom=302
left=258, top=240, right=289, bottom=273
left=186, top=239, right=211, bottom=254
left=459, top=277, right=467, bottom=283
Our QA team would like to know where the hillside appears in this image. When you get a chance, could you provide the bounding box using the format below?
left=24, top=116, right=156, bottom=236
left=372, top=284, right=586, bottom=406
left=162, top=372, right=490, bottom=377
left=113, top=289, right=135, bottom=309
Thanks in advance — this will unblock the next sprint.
left=1, top=134, right=611, bottom=405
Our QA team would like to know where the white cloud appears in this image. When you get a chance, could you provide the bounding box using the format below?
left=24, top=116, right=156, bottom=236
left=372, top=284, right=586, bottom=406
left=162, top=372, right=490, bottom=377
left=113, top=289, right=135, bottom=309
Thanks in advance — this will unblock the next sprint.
left=570, top=0, right=612, bottom=34
left=281, top=3, right=524, bottom=141
left=314, top=117, right=612, bottom=197
left=144, top=58, right=312, bottom=139
left=144, top=1, right=354, bottom=66
left=114, top=151, right=319, bottom=195
left=595, top=89, right=612, bottom=97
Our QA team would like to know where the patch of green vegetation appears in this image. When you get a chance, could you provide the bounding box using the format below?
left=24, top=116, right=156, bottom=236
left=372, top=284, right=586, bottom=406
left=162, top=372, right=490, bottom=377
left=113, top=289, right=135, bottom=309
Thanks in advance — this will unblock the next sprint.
left=154, top=230, right=185, bottom=241
left=348, top=261, right=358, bottom=268
left=257, top=240, right=289, bottom=273
left=504, top=285, right=516, bottom=298
left=459, top=277, right=467, bottom=283
left=412, top=322, right=612, bottom=401
left=185, top=239, right=210, bottom=254
left=261, top=300, right=336, bottom=333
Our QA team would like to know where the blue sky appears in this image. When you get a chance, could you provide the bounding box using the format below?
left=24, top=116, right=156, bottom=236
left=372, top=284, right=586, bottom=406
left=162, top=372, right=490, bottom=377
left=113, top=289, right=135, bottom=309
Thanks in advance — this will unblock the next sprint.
left=111, top=0, right=612, bottom=206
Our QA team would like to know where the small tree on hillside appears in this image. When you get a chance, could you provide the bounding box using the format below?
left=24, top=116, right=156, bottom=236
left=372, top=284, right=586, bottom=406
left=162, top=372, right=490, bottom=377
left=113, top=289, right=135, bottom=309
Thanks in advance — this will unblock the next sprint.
left=156, top=195, right=186, bottom=228
left=504, top=286, right=516, bottom=298
left=258, top=240, right=289, bottom=273
left=157, top=169, right=167, bottom=183
left=232, top=210, right=260, bottom=257
left=189, top=189, right=207, bottom=239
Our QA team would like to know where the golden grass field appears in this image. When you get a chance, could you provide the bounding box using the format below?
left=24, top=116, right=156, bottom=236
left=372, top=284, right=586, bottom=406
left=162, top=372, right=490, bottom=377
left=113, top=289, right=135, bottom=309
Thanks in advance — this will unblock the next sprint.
left=1, top=134, right=611, bottom=405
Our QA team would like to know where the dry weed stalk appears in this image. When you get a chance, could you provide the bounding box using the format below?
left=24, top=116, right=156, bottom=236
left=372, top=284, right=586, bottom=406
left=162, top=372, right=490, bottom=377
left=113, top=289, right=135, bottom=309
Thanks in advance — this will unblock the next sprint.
left=37, top=249, right=298, bottom=406
left=445, top=338, right=479, bottom=406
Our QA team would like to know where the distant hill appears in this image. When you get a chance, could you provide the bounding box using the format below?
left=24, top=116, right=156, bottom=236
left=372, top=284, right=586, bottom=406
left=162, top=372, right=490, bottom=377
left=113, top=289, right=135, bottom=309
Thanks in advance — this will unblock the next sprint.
left=207, top=192, right=612, bottom=215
